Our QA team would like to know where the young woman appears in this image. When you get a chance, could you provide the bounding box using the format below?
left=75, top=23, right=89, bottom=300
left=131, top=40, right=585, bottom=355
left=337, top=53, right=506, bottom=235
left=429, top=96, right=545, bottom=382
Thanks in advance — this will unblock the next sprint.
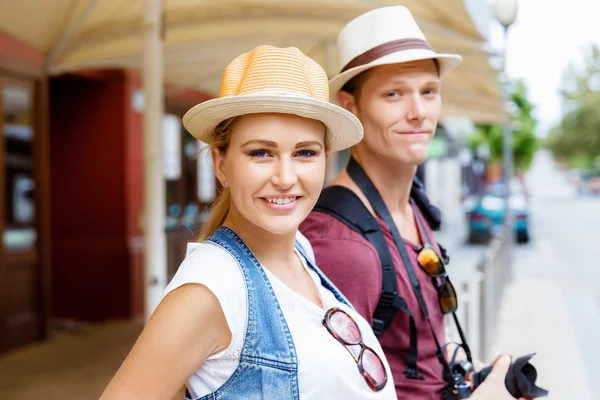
left=100, top=45, right=397, bottom=399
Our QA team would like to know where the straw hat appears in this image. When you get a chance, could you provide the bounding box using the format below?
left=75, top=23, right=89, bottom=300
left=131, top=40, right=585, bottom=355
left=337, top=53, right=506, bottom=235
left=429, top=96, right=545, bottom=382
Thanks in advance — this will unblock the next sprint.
left=329, top=6, right=463, bottom=97
left=183, top=45, right=363, bottom=152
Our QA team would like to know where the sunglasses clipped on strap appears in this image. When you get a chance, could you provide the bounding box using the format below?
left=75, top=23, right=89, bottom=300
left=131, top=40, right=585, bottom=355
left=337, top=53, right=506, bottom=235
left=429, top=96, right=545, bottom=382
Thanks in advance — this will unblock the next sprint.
left=416, top=244, right=458, bottom=315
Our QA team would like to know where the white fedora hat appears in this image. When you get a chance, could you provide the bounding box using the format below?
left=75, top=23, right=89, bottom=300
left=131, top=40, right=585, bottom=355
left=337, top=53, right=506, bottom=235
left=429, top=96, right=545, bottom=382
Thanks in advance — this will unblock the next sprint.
left=329, top=6, right=463, bottom=97
left=183, top=45, right=363, bottom=152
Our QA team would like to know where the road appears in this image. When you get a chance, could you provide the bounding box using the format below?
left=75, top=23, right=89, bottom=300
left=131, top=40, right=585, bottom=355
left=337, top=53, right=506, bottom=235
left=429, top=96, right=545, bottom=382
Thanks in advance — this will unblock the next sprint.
left=438, top=150, right=599, bottom=399
left=516, top=151, right=600, bottom=399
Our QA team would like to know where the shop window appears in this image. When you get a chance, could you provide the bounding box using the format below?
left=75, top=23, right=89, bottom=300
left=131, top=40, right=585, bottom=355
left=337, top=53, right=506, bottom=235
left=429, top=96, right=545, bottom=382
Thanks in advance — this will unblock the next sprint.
left=164, top=114, right=217, bottom=232
left=2, top=84, right=36, bottom=252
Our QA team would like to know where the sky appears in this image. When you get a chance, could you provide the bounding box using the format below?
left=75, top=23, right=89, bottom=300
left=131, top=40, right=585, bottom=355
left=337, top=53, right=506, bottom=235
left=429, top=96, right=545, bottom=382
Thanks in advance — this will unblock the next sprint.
left=487, top=0, right=600, bottom=137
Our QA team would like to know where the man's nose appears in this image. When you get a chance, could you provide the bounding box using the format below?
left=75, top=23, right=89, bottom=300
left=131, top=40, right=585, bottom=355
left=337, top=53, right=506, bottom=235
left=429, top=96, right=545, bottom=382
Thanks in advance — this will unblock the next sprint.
left=406, top=95, right=426, bottom=122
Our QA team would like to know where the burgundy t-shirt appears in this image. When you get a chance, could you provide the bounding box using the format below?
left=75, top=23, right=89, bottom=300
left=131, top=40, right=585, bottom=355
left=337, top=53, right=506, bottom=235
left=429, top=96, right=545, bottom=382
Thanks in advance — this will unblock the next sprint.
left=300, top=203, right=447, bottom=400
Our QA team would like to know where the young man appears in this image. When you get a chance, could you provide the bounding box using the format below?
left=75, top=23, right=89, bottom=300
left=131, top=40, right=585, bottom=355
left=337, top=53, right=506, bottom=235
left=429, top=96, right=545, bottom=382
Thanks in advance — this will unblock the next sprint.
left=301, top=6, right=520, bottom=400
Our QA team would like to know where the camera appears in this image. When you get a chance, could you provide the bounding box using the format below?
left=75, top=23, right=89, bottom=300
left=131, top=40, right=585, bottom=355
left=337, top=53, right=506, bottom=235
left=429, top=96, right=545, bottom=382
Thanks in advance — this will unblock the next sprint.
left=444, top=353, right=549, bottom=400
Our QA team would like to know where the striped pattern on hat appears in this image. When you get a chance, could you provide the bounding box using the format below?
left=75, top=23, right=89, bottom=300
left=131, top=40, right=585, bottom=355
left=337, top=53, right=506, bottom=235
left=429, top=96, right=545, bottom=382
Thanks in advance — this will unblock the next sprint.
left=183, top=45, right=363, bottom=152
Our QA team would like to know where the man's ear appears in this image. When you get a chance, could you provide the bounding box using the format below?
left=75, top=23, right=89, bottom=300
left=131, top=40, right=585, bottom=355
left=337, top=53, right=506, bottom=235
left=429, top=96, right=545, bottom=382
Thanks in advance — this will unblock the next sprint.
left=337, top=91, right=358, bottom=116
left=211, top=148, right=227, bottom=187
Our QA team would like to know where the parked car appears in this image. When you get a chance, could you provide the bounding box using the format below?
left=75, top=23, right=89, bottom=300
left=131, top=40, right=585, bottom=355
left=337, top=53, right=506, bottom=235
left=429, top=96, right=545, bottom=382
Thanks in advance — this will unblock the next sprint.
left=463, top=187, right=530, bottom=244
left=590, top=176, right=600, bottom=195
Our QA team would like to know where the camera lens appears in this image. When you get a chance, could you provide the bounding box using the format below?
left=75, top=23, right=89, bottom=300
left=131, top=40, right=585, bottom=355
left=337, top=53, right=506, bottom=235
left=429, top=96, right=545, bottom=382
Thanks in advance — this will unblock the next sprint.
left=471, top=353, right=548, bottom=399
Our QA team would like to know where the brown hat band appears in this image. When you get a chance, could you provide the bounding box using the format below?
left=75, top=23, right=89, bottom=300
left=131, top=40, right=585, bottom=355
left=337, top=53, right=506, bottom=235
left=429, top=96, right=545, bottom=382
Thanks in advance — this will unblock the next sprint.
left=340, top=38, right=433, bottom=73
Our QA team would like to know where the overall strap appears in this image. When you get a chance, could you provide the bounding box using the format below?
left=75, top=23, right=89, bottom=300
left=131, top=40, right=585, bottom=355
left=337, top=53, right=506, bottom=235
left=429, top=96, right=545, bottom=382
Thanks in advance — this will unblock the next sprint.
left=294, top=237, right=353, bottom=309
left=207, top=227, right=299, bottom=371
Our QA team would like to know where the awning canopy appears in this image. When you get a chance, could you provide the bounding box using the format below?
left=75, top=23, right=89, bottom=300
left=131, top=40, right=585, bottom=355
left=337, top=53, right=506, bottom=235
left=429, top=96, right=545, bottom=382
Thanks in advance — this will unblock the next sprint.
left=0, top=0, right=506, bottom=123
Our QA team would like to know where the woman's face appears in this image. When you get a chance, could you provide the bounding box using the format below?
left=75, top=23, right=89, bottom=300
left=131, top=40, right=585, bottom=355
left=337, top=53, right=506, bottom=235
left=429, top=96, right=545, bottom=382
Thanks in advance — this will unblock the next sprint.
left=214, top=113, right=327, bottom=236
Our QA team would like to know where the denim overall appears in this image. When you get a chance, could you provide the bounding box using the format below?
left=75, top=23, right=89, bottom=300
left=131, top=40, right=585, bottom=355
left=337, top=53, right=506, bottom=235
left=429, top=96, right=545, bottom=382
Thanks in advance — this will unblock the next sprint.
left=186, top=226, right=353, bottom=400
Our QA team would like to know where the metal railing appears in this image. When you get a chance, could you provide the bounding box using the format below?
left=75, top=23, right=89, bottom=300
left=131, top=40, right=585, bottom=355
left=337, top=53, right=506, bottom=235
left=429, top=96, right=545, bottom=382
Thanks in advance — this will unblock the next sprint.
left=447, top=226, right=512, bottom=362
left=478, top=226, right=512, bottom=360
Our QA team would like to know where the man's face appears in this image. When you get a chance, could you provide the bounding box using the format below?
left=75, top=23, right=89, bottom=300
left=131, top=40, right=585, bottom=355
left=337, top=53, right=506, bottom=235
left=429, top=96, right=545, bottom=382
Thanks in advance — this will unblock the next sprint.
left=338, top=60, right=442, bottom=166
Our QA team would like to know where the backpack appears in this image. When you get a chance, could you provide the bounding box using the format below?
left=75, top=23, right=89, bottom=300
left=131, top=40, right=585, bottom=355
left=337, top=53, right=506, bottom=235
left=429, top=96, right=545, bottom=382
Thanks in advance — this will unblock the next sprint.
left=313, top=176, right=449, bottom=337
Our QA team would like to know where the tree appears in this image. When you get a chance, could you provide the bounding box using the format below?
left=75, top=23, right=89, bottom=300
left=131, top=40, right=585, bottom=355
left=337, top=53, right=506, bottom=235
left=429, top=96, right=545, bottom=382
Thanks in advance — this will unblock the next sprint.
left=547, top=43, right=600, bottom=173
left=467, top=79, right=538, bottom=174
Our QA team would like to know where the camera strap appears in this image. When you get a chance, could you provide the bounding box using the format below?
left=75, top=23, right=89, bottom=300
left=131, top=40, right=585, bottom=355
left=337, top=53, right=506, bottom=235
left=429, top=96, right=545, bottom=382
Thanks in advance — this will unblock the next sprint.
left=314, top=184, right=423, bottom=379
left=413, top=204, right=473, bottom=364
left=346, top=157, right=454, bottom=377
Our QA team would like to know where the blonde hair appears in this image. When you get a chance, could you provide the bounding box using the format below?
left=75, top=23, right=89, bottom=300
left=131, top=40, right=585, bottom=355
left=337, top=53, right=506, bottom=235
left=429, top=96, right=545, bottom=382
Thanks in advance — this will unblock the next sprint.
left=197, top=117, right=240, bottom=242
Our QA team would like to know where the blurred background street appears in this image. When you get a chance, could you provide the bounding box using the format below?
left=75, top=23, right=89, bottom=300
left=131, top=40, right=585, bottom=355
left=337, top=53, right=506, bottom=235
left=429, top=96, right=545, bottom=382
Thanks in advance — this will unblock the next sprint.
left=1, top=0, right=599, bottom=398
left=3, top=151, right=598, bottom=399
left=439, top=150, right=599, bottom=399
left=499, top=150, right=599, bottom=400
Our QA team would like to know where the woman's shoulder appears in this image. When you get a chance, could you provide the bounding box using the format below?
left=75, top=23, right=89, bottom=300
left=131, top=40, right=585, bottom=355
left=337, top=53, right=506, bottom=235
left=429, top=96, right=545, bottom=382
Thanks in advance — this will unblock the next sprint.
left=159, top=241, right=248, bottom=373
left=164, top=241, right=246, bottom=298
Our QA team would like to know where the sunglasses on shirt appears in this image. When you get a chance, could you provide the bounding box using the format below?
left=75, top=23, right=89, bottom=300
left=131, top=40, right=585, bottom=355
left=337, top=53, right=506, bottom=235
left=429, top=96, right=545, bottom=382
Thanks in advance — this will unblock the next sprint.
left=322, top=307, right=388, bottom=391
left=416, top=244, right=458, bottom=315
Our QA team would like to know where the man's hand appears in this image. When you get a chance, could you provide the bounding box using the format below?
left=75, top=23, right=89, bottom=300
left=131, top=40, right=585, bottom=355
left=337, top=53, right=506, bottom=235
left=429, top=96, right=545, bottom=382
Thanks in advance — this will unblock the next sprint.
left=470, top=355, right=527, bottom=400
left=472, top=358, right=486, bottom=372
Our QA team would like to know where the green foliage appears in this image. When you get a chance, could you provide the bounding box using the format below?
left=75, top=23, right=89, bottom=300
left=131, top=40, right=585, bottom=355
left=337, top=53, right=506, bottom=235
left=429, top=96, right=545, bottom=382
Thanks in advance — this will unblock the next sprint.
left=467, top=79, right=538, bottom=173
left=547, top=43, right=600, bottom=173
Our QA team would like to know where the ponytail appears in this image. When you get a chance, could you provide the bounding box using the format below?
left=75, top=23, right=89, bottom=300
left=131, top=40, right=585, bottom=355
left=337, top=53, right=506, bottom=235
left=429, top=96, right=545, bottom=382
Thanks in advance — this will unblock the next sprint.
left=197, top=188, right=231, bottom=242
left=195, top=116, right=240, bottom=242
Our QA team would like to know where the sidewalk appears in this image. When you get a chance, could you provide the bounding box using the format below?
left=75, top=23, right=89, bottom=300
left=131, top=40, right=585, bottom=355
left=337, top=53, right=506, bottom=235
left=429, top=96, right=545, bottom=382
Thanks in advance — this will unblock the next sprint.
left=0, top=319, right=185, bottom=400
left=0, top=319, right=143, bottom=400
left=490, top=278, right=593, bottom=400
left=437, top=211, right=593, bottom=398
left=1, top=213, right=587, bottom=399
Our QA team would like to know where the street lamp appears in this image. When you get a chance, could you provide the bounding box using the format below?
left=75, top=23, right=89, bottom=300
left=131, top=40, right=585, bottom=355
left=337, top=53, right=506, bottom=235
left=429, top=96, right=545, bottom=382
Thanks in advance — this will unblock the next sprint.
left=493, top=0, right=518, bottom=280
left=493, top=0, right=519, bottom=29
left=493, top=0, right=518, bottom=228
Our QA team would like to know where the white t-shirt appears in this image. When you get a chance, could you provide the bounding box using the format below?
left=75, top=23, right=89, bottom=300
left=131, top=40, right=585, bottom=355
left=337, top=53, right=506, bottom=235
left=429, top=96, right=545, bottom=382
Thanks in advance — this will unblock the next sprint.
left=163, top=232, right=396, bottom=399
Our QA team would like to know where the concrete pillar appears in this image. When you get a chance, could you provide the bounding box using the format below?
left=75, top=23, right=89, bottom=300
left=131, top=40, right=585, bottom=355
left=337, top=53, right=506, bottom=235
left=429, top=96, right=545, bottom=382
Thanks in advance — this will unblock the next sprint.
left=142, top=0, right=167, bottom=321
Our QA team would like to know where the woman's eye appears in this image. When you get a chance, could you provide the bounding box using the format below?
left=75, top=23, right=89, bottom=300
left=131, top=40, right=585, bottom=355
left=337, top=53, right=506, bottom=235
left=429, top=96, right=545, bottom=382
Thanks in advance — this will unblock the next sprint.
left=248, top=149, right=270, bottom=158
left=296, top=149, right=318, bottom=158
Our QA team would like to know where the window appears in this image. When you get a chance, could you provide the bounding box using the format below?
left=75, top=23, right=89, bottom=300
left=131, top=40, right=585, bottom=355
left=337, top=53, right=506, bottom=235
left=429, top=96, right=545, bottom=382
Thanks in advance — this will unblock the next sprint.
left=164, top=115, right=217, bottom=231
left=2, top=84, right=36, bottom=252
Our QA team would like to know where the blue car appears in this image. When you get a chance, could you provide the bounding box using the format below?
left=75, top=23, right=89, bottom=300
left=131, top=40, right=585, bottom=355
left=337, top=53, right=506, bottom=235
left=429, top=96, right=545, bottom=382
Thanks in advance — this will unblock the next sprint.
left=464, top=189, right=530, bottom=244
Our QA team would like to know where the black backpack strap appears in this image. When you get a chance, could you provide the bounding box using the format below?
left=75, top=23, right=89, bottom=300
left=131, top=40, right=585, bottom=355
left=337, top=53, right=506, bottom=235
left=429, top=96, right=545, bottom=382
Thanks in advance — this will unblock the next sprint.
left=314, top=185, right=423, bottom=380
left=411, top=177, right=449, bottom=264
left=314, top=186, right=398, bottom=335
left=411, top=176, right=442, bottom=231
left=438, top=243, right=450, bottom=265
left=313, top=186, right=374, bottom=236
